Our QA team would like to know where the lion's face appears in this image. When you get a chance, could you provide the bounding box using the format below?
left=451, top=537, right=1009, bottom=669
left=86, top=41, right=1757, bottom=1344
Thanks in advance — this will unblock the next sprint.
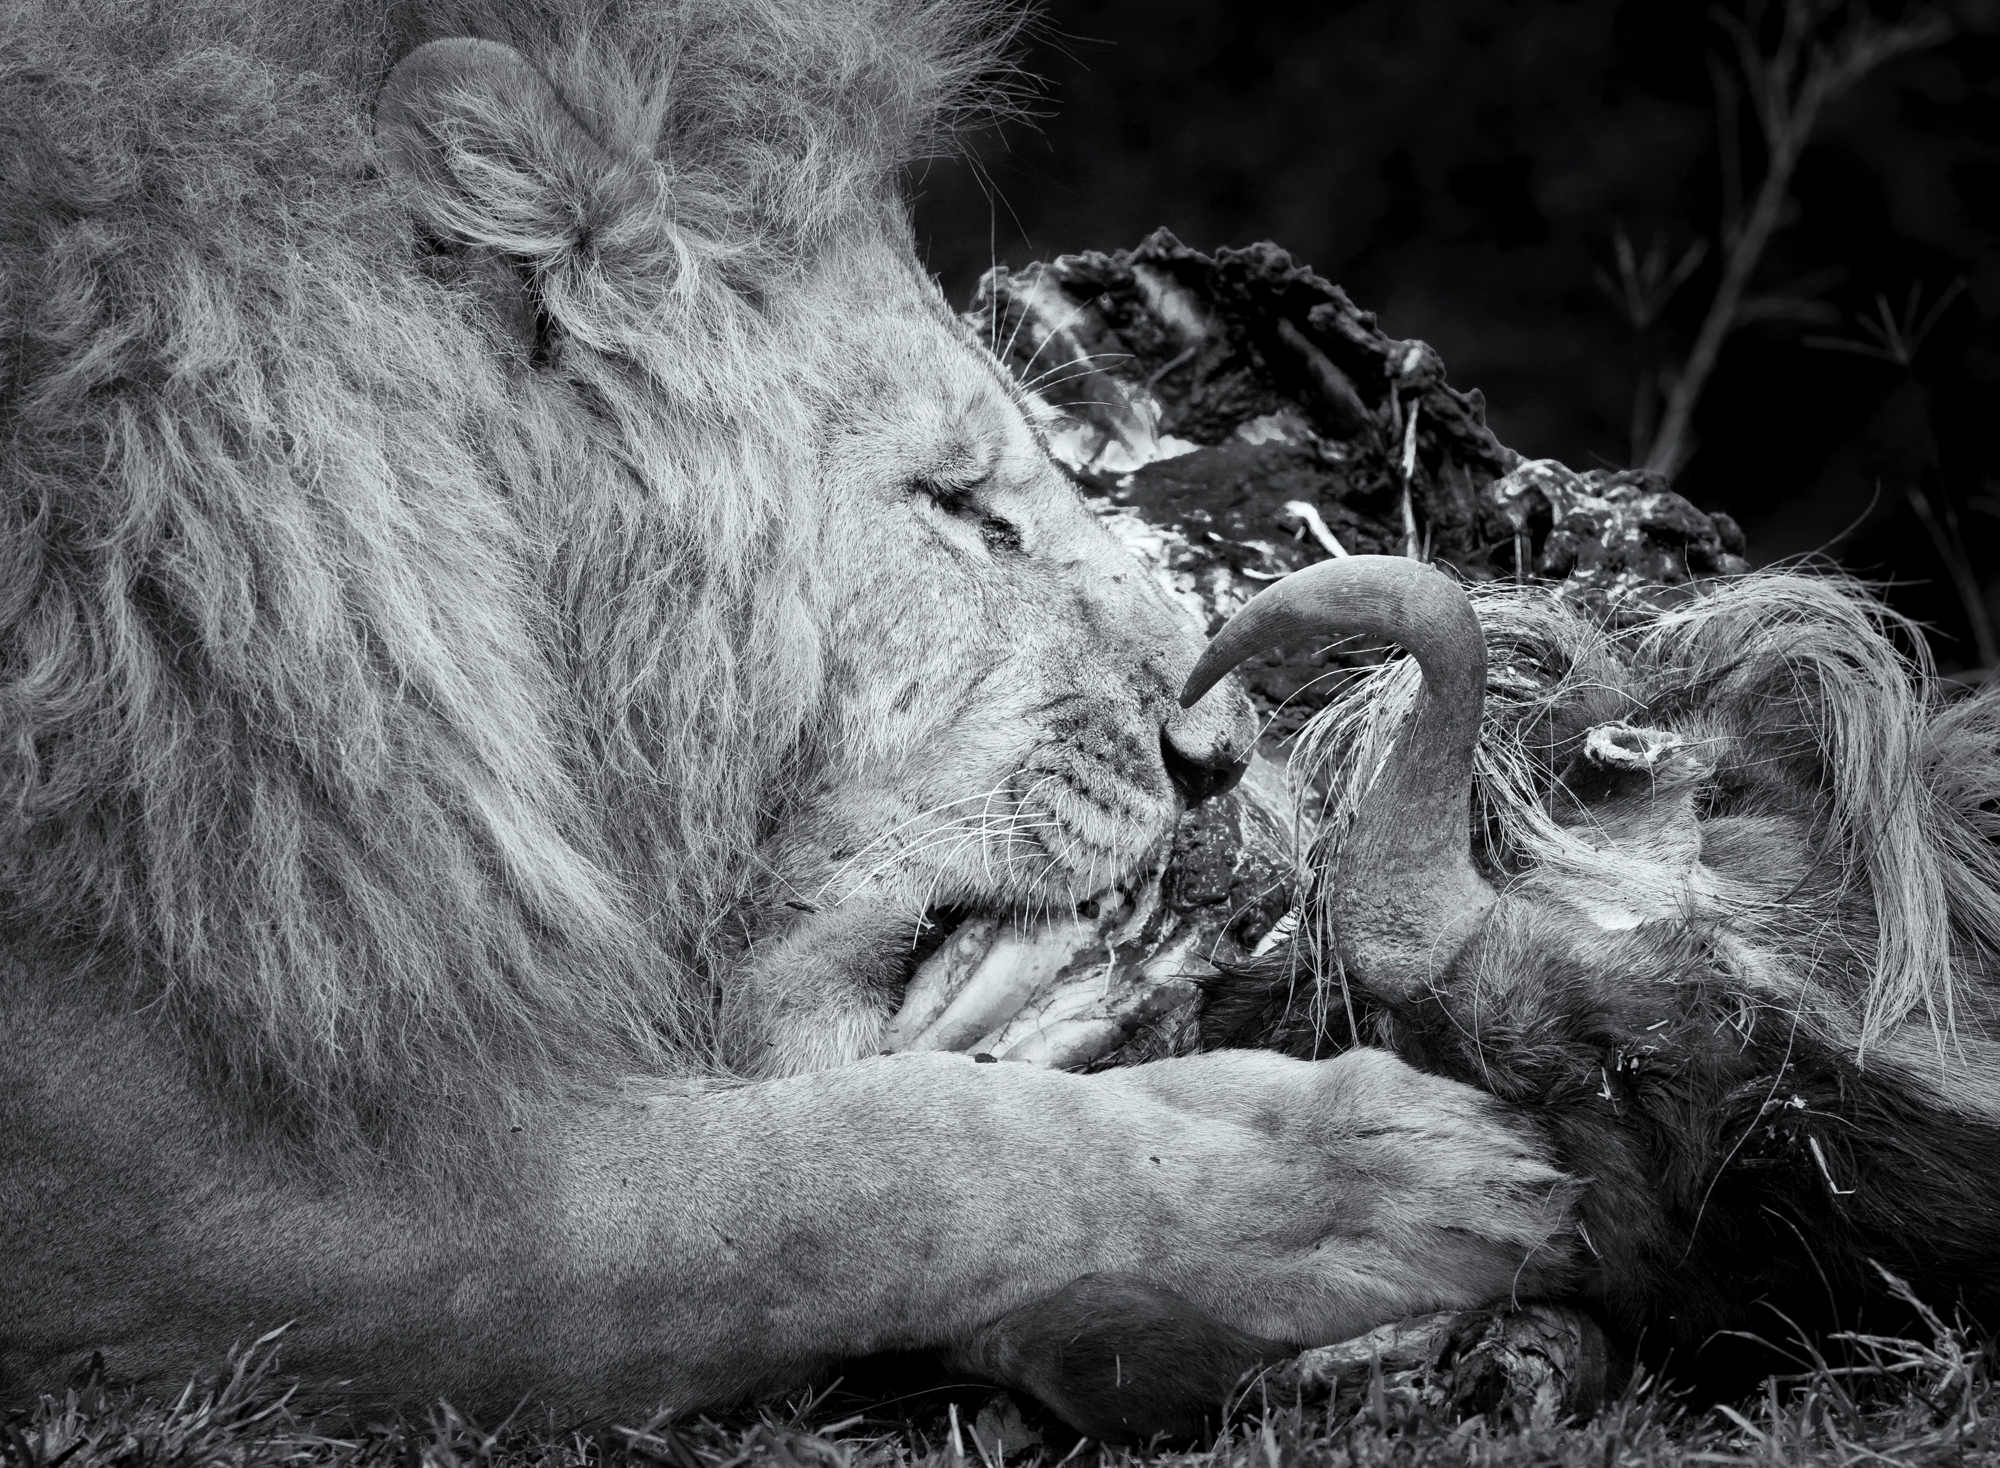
left=370, top=37, right=1253, bottom=1075
left=767, top=242, right=1256, bottom=934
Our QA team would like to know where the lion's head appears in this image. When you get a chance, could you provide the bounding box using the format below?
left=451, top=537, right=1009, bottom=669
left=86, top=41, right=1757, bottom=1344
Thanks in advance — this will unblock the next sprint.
left=0, top=0, right=1255, bottom=1143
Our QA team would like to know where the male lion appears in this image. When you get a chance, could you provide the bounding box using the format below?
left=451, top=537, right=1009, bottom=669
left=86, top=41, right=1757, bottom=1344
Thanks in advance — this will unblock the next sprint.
left=0, top=0, right=1575, bottom=1440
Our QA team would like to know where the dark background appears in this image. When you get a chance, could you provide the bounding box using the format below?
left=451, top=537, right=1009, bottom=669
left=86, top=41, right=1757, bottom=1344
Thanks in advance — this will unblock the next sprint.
left=910, top=0, right=2000, bottom=671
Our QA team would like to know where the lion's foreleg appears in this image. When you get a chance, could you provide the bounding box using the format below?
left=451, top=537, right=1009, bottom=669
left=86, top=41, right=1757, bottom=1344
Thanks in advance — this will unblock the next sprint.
left=541, top=1048, right=1581, bottom=1420
left=7, top=1001, right=1575, bottom=1431
left=949, top=1274, right=1297, bottom=1443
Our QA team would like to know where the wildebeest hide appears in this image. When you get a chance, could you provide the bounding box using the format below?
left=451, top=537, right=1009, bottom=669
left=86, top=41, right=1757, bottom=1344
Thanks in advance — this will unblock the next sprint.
left=1204, top=570, right=2000, bottom=1390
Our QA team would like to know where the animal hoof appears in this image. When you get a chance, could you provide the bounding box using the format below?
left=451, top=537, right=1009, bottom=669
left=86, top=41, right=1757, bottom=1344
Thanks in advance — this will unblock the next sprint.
left=1276, top=1304, right=1615, bottom=1427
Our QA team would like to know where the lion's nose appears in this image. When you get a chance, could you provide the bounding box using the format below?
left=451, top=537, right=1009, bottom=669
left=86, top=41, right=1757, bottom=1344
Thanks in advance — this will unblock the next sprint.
left=1160, top=697, right=1257, bottom=807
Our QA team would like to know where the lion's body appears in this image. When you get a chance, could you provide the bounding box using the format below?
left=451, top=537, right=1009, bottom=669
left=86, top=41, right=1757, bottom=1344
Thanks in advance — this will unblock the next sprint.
left=0, top=0, right=1578, bottom=1433
left=1211, top=573, right=2000, bottom=1386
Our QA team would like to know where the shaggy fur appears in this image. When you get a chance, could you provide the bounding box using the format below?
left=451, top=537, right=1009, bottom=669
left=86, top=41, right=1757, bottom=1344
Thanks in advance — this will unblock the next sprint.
left=0, top=0, right=1016, bottom=1146
left=1208, top=572, right=2000, bottom=1384
left=2, top=1, right=1593, bottom=1428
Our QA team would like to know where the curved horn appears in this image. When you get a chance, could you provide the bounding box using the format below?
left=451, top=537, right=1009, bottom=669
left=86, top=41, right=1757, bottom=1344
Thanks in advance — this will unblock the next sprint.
left=1183, top=556, right=1494, bottom=988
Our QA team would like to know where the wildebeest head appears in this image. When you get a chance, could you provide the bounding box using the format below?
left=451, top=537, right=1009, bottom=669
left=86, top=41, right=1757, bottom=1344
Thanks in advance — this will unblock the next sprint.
left=1188, top=556, right=2000, bottom=1387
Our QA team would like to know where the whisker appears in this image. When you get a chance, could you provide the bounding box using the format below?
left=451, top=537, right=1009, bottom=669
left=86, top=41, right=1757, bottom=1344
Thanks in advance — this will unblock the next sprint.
left=815, top=788, right=1023, bottom=891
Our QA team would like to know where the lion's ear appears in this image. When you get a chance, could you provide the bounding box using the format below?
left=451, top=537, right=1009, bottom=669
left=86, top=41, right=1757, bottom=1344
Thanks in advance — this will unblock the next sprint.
left=375, top=39, right=656, bottom=306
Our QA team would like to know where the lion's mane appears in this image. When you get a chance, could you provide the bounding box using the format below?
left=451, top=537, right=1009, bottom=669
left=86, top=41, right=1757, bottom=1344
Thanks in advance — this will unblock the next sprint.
left=0, top=0, right=1015, bottom=1147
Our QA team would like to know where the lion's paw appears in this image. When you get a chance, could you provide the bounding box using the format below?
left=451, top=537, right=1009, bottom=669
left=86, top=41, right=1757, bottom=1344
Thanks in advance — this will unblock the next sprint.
left=1105, top=1048, right=1580, bottom=1344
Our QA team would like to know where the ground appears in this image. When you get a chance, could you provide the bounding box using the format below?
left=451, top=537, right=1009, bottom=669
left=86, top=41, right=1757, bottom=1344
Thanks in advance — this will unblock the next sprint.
left=6, top=1310, right=1994, bottom=1468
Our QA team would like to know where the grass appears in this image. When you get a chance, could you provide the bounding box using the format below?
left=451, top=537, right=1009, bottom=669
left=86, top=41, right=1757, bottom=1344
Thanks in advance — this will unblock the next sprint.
left=8, top=1302, right=1996, bottom=1468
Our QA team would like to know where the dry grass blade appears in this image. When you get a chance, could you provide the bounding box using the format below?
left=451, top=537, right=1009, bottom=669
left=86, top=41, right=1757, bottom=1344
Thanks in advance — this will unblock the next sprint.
left=8, top=1334, right=1999, bottom=1468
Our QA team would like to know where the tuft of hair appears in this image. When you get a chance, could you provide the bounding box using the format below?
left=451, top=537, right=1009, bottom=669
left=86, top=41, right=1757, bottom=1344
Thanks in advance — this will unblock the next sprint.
left=1291, top=572, right=2000, bottom=1102
left=0, top=0, right=1022, bottom=1157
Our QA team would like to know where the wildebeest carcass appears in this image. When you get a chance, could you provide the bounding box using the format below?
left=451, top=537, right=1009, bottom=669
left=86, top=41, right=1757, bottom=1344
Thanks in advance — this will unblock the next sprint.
left=1192, top=554, right=2000, bottom=1394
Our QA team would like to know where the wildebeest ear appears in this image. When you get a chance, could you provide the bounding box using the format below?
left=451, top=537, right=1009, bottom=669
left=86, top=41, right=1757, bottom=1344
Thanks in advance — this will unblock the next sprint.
left=375, top=38, right=654, bottom=288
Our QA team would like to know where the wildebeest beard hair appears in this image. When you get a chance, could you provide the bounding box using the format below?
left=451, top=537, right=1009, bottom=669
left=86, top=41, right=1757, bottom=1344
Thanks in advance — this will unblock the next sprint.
left=1204, top=571, right=2000, bottom=1389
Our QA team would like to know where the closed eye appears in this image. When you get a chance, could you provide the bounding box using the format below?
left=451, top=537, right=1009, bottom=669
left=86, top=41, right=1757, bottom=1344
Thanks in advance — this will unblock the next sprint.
left=913, top=474, right=1022, bottom=555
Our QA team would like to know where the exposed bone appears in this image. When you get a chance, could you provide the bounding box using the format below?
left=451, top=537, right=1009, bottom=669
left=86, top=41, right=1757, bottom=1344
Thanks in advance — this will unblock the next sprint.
left=993, top=1020, right=1119, bottom=1069
left=875, top=745, right=1299, bottom=1071
left=901, top=918, right=1101, bottom=1054
left=980, top=932, right=1205, bottom=1061
left=1274, top=317, right=1371, bottom=435
left=974, top=960, right=1118, bottom=1051
left=1581, top=721, right=1683, bottom=771
left=1281, top=1311, right=1462, bottom=1383
left=1250, top=907, right=1299, bottom=958
left=881, top=916, right=1004, bottom=1052
left=997, top=976, right=1203, bottom=1068
left=1280, top=500, right=1350, bottom=559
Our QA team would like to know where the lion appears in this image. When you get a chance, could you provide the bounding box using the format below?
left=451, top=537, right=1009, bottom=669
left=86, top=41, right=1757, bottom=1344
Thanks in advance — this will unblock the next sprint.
left=0, top=0, right=1580, bottom=1441
left=1193, top=556, right=2000, bottom=1393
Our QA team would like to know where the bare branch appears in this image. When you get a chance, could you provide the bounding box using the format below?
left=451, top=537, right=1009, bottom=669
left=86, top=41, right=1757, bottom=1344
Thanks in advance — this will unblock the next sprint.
left=1643, top=1, right=1957, bottom=479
